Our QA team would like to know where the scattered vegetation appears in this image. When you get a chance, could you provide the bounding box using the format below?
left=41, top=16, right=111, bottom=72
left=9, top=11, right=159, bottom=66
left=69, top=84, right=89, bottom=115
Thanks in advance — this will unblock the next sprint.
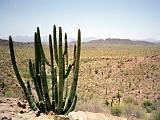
left=0, top=33, right=160, bottom=119
left=110, top=105, right=122, bottom=116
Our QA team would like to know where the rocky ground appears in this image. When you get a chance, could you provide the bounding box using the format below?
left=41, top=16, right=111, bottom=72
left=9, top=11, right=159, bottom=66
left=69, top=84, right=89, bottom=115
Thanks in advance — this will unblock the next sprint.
left=0, top=97, right=129, bottom=120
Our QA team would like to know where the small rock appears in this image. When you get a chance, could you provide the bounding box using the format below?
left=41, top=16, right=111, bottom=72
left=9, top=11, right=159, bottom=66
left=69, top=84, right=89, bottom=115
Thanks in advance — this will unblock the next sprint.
left=35, top=111, right=41, bottom=117
left=10, top=104, right=13, bottom=107
left=0, top=116, right=12, bottom=120
left=47, top=111, right=55, bottom=116
left=17, top=101, right=26, bottom=109
left=19, top=110, right=26, bottom=114
left=0, top=99, right=4, bottom=103
left=22, top=100, right=27, bottom=103
left=55, top=115, right=70, bottom=120
left=10, top=112, right=15, bottom=115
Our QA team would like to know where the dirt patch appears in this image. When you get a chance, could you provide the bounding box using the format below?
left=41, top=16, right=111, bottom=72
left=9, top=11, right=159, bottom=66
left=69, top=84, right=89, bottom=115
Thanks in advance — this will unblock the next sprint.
left=0, top=97, right=129, bottom=120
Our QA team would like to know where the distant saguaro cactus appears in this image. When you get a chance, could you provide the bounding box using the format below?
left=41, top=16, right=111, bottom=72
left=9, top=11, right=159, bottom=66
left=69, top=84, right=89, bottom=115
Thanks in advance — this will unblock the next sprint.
left=9, top=25, right=81, bottom=115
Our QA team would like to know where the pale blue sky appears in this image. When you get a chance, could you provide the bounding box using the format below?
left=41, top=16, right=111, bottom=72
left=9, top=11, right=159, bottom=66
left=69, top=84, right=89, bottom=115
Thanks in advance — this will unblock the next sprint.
left=0, top=0, right=160, bottom=41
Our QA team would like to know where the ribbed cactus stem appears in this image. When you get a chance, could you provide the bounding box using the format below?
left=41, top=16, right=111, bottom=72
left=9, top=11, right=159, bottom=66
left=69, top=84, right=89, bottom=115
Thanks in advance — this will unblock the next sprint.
left=57, top=27, right=65, bottom=113
left=65, top=94, right=77, bottom=114
left=73, top=29, right=81, bottom=81
left=64, top=65, right=72, bottom=79
left=53, top=25, right=59, bottom=66
left=73, top=44, right=77, bottom=66
left=49, top=34, right=56, bottom=111
left=54, top=68, right=58, bottom=111
left=64, top=33, right=68, bottom=105
left=37, top=27, right=50, bottom=66
left=27, top=81, right=32, bottom=96
left=36, top=32, right=51, bottom=111
left=64, top=33, right=68, bottom=71
left=49, top=34, right=54, bottom=71
left=9, top=36, right=37, bottom=111
left=41, top=59, right=52, bottom=111
left=52, top=26, right=59, bottom=111
left=34, top=32, right=43, bottom=95
left=64, top=33, right=68, bottom=56
left=63, top=29, right=81, bottom=113
left=29, top=59, right=43, bottom=102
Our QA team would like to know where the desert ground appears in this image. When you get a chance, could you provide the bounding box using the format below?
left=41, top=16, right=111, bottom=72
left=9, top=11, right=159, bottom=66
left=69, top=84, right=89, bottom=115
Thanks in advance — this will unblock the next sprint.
left=0, top=39, right=160, bottom=120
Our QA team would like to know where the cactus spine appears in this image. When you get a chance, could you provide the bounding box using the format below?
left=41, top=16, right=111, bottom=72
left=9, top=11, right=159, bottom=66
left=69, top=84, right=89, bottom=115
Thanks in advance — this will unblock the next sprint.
left=9, top=25, right=81, bottom=115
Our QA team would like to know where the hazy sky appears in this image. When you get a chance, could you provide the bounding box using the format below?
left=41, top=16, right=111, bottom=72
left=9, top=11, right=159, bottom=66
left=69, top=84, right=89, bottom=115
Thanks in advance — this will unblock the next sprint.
left=0, top=0, right=160, bottom=40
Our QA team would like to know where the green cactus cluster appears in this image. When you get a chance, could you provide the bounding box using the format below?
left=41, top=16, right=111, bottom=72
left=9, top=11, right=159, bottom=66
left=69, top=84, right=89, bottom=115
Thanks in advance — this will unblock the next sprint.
left=9, top=25, right=81, bottom=114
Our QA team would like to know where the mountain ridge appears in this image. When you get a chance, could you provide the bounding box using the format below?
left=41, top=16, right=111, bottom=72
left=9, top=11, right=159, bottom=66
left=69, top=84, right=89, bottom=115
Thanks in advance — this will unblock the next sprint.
left=0, top=38, right=159, bottom=47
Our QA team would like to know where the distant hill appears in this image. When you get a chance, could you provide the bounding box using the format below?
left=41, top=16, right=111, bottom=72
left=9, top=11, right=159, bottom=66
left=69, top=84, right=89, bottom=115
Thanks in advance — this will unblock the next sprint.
left=142, top=38, right=160, bottom=43
left=82, top=38, right=156, bottom=47
left=0, top=39, right=9, bottom=46
left=13, top=36, right=34, bottom=42
left=0, top=39, right=33, bottom=47
left=0, top=38, right=158, bottom=48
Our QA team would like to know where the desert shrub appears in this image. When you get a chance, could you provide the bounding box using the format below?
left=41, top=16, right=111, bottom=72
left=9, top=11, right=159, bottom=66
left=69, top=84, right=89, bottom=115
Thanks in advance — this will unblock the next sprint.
left=105, top=99, right=109, bottom=106
left=142, top=99, right=153, bottom=108
left=122, top=103, right=145, bottom=119
left=110, top=105, right=122, bottom=116
left=145, top=101, right=160, bottom=114
left=145, top=106, right=152, bottom=113
left=4, top=91, right=12, bottom=97
left=142, top=99, right=159, bottom=113
left=153, top=111, right=160, bottom=120
left=123, top=96, right=138, bottom=105
left=122, top=103, right=134, bottom=116
left=151, top=101, right=160, bottom=111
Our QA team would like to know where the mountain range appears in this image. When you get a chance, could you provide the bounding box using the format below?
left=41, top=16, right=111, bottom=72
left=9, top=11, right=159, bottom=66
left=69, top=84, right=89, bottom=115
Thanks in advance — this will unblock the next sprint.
left=0, top=37, right=160, bottom=47
left=83, top=38, right=156, bottom=46
left=1, top=36, right=159, bottom=43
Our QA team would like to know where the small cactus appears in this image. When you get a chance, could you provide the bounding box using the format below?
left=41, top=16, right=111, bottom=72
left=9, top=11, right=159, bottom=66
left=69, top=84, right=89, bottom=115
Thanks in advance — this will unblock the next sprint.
left=117, top=90, right=121, bottom=104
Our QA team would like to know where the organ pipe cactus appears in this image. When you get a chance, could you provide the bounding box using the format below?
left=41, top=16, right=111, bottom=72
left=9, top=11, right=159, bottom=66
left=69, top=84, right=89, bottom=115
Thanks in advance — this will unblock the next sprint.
left=9, top=25, right=81, bottom=115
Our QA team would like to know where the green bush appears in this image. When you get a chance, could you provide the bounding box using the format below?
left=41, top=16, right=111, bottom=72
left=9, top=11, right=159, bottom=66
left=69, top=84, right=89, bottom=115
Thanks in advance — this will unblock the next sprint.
left=110, top=105, right=122, bottom=116
left=151, top=101, right=160, bottom=111
left=142, top=99, right=159, bottom=113
left=5, top=91, right=12, bottom=97
left=153, top=111, right=160, bottom=120
left=146, top=106, right=152, bottom=113
left=142, top=99, right=153, bottom=108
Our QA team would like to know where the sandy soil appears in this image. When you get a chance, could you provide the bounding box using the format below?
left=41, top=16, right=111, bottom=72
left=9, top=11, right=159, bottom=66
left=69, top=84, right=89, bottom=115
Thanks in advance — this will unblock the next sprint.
left=0, top=97, right=130, bottom=120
